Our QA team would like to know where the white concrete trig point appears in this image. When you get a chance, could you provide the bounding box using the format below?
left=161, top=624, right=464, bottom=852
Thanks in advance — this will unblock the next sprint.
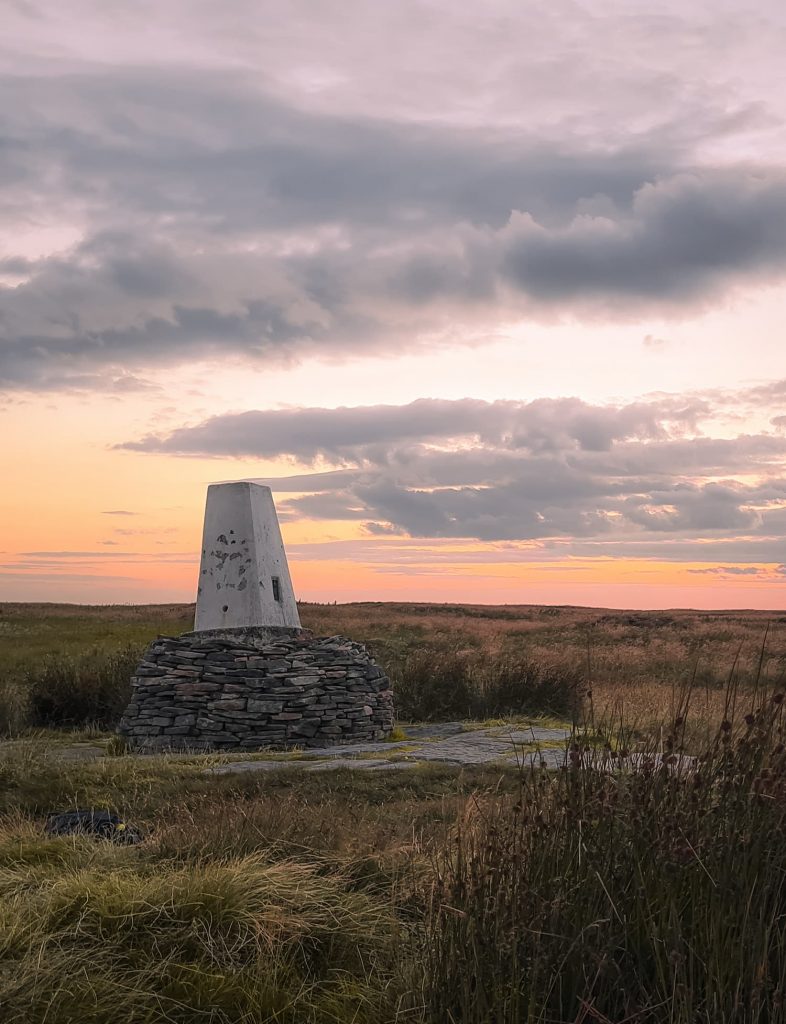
left=194, top=482, right=301, bottom=632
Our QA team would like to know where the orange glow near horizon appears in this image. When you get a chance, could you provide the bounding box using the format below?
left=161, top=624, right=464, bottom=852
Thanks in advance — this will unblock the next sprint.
left=1, top=357, right=785, bottom=612
left=2, top=534, right=784, bottom=611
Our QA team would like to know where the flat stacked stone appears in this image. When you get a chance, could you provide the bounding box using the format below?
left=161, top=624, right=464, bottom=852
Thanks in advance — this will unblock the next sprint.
left=118, top=630, right=394, bottom=751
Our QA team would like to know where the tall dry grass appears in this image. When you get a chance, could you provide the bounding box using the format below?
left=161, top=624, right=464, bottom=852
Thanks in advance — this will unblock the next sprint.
left=3, top=668, right=786, bottom=1019
left=303, top=603, right=786, bottom=738
left=25, top=645, right=140, bottom=729
left=2, top=601, right=785, bottom=740
left=392, top=647, right=582, bottom=721
left=416, top=675, right=786, bottom=1023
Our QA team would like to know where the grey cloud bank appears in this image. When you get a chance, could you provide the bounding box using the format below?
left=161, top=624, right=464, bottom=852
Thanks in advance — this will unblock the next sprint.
left=4, top=1, right=786, bottom=389
left=121, top=396, right=707, bottom=460
left=120, top=388, right=786, bottom=555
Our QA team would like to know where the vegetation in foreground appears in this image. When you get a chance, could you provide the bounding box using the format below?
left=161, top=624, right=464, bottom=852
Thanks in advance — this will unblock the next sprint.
left=2, top=686, right=786, bottom=1022
left=425, top=691, right=786, bottom=1022
left=1, top=601, right=786, bottom=1021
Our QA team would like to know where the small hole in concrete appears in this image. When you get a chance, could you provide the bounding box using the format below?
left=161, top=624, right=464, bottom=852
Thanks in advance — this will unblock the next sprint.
left=272, top=577, right=281, bottom=602
left=222, top=604, right=229, bottom=613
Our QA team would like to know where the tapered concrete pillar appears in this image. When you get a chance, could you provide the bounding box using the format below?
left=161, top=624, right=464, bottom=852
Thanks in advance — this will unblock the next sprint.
left=194, top=482, right=300, bottom=632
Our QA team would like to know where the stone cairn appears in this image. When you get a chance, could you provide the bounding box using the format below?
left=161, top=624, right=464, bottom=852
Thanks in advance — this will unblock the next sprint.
left=119, top=481, right=394, bottom=751
left=119, top=627, right=394, bottom=751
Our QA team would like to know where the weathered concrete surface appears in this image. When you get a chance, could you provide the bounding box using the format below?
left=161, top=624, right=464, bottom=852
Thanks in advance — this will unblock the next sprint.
left=195, top=482, right=300, bottom=631
left=205, top=722, right=572, bottom=775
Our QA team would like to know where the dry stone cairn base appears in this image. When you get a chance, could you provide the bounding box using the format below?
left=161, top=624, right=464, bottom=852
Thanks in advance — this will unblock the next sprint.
left=119, top=478, right=394, bottom=751
left=119, top=628, right=394, bottom=751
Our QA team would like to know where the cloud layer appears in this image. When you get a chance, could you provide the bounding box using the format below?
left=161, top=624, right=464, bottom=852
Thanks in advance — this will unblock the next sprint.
left=122, top=386, right=786, bottom=559
left=3, top=1, right=786, bottom=390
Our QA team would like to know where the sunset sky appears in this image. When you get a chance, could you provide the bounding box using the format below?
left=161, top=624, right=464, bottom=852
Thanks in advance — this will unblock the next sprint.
left=1, top=0, right=785, bottom=609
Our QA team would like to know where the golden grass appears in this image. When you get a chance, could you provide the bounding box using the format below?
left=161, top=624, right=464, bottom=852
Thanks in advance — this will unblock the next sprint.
left=2, top=599, right=785, bottom=740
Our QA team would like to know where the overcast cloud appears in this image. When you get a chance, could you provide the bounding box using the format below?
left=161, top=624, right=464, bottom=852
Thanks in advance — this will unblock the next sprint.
left=4, top=1, right=786, bottom=389
left=120, top=385, right=786, bottom=553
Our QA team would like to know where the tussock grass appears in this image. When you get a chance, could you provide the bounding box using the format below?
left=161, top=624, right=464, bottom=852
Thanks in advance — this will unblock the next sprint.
left=392, top=647, right=582, bottom=721
left=0, top=835, right=397, bottom=1023
left=26, top=645, right=140, bottom=729
left=417, top=684, right=786, bottom=1023
left=0, top=750, right=494, bottom=1022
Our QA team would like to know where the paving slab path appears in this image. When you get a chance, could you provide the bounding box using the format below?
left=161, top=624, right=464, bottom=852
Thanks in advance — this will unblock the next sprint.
left=206, top=721, right=572, bottom=775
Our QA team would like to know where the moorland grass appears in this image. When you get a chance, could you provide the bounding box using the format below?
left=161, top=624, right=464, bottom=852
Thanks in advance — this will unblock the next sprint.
left=3, top=600, right=785, bottom=739
left=0, top=737, right=513, bottom=1021
left=2, top=601, right=785, bottom=739
left=0, top=831, right=398, bottom=1023
left=419, top=687, right=786, bottom=1022
left=25, top=644, right=139, bottom=729
left=391, top=647, right=582, bottom=721
left=3, top=688, right=786, bottom=1021
left=1, top=602, right=786, bottom=1021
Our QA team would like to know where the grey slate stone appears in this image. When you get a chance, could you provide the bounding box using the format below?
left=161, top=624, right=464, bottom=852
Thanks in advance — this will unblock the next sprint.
left=120, top=631, right=393, bottom=752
